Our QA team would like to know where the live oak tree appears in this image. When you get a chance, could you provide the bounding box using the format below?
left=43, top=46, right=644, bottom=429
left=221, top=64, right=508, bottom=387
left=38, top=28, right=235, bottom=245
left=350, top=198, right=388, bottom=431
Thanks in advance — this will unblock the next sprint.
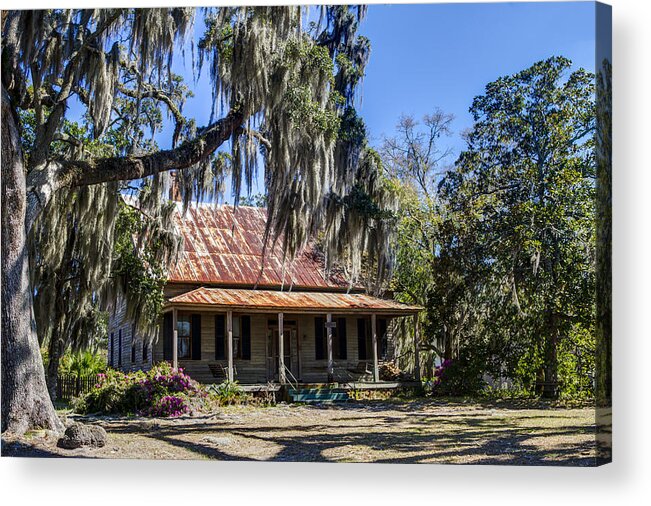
left=1, top=7, right=393, bottom=434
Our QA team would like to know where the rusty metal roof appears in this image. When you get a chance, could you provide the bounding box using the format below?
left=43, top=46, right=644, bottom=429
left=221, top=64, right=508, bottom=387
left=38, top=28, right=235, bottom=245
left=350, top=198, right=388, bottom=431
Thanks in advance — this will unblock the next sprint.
left=167, top=203, right=347, bottom=290
left=166, top=287, right=422, bottom=315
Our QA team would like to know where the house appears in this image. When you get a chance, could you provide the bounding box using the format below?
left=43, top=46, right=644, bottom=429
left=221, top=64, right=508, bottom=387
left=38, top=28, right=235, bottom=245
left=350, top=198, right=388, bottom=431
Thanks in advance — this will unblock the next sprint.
left=107, top=200, right=422, bottom=387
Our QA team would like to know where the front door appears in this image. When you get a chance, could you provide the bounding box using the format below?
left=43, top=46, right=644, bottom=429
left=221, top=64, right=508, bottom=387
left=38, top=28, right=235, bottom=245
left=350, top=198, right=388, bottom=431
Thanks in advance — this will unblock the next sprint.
left=267, top=321, right=298, bottom=381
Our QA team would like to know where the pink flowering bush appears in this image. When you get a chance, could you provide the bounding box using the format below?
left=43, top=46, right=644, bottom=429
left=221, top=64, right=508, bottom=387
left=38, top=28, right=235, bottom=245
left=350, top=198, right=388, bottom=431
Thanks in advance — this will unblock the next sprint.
left=75, top=363, right=209, bottom=417
left=432, top=359, right=454, bottom=387
left=141, top=395, right=191, bottom=417
left=427, top=356, right=485, bottom=396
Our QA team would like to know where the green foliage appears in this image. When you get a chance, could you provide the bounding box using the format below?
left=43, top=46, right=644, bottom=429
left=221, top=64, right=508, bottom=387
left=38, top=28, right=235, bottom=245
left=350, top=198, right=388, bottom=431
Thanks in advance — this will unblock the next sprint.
left=389, top=57, right=596, bottom=400
left=206, top=380, right=251, bottom=406
left=441, top=57, right=596, bottom=398
left=111, top=201, right=169, bottom=335
left=427, top=357, right=486, bottom=397
left=59, top=350, right=107, bottom=377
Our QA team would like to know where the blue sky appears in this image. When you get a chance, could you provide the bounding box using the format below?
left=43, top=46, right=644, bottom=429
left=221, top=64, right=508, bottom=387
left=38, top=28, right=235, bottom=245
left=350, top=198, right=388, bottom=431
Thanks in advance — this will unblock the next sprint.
left=130, top=2, right=597, bottom=201
left=359, top=2, right=596, bottom=155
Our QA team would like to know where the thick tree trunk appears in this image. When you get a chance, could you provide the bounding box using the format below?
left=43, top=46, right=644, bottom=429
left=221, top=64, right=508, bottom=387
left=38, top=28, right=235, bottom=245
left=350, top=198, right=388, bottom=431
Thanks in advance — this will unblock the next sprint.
left=1, top=89, right=64, bottom=434
left=540, top=311, right=559, bottom=399
left=2, top=83, right=242, bottom=434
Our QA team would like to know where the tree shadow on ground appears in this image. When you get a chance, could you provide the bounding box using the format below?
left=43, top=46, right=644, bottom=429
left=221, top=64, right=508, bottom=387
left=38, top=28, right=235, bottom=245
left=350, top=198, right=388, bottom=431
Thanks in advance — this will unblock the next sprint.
left=1, top=437, right=95, bottom=458
left=89, top=401, right=596, bottom=465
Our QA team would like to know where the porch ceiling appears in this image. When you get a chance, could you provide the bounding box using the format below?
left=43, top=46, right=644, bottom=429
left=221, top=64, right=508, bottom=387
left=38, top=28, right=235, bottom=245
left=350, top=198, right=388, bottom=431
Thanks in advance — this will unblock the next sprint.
left=165, top=287, right=422, bottom=315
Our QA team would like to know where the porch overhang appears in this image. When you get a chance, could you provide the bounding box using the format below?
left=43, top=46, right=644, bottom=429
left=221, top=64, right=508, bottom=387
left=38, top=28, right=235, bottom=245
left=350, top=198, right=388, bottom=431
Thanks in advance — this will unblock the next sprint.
left=163, top=287, right=422, bottom=316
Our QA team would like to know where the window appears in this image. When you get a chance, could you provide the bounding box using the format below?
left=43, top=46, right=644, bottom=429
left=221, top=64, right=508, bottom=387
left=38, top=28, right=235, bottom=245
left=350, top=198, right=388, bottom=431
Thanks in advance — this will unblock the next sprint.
left=355, top=317, right=388, bottom=361
left=142, top=341, right=149, bottom=362
left=314, top=317, right=347, bottom=360
left=334, top=318, right=347, bottom=360
left=232, top=316, right=251, bottom=360
left=378, top=318, right=388, bottom=360
left=177, top=316, right=191, bottom=359
left=357, top=319, right=368, bottom=360
left=216, top=315, right=250, bottom=360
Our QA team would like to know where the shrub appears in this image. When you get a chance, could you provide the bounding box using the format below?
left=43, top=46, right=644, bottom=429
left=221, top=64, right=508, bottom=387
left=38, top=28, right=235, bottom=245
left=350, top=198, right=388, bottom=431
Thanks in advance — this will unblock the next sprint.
left=60, top=350, right=107, bottom=377
left=428, top=356, right=485, bottom=397
left=75, top=363, right=209, bottom=417
left=207, top=380, right=250, bottom=406
left=141, top=395, right=191, bottom=417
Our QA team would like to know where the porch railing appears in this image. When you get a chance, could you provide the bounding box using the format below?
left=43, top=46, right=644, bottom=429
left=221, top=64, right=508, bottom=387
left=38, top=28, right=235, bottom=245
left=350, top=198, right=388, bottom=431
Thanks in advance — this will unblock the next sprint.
left=283, top=364, right=299, bottom=392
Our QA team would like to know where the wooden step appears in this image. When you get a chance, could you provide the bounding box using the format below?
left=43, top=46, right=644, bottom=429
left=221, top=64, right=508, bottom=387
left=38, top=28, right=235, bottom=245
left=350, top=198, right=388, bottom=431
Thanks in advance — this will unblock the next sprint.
left=288, top=389, right=349, bottom=403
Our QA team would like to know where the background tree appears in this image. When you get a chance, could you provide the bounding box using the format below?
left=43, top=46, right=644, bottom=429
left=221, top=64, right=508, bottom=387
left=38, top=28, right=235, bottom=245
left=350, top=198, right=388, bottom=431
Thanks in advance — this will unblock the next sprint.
left=2, top=7, right=394, bottom=434
left=439, top=56, right=596, bottom=397
left=384, top=57, right=596, bottom=398
left=382, top=111, right=468, bottom=367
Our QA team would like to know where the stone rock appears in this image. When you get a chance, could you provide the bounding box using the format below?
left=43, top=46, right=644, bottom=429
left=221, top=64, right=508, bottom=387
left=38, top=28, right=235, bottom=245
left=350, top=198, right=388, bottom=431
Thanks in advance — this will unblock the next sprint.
left=201, top=436, right=232, bottom=446
left=57, top=423, right=107, bottom=449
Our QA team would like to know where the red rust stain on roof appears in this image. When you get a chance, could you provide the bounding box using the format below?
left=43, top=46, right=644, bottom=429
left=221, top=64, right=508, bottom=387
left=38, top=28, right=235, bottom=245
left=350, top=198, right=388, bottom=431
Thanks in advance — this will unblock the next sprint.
left=166, top=287, right=422, bottom=314
left=167, top=204, right=348, bottom=290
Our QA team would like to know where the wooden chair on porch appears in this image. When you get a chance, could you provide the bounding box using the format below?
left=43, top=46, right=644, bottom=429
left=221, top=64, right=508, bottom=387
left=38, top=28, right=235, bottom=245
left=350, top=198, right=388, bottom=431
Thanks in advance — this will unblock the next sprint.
left=208, top=363, right=237, bottom=382
left=347, top=361, right=374, bottom=381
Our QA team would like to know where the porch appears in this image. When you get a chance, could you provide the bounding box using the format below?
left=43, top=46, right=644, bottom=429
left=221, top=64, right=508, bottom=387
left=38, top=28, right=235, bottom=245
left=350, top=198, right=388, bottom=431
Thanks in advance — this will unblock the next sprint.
left=158, top=287, right=422, bottom=385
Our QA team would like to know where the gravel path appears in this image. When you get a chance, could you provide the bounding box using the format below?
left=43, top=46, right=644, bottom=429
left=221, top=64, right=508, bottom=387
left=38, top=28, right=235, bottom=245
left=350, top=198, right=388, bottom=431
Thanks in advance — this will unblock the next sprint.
left=1, top=399, right=597, bottom=465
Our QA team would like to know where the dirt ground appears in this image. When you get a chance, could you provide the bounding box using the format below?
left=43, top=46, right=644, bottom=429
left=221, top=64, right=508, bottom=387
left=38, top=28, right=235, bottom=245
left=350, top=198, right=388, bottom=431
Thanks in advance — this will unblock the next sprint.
left=1, top=399, right=598, bottom=465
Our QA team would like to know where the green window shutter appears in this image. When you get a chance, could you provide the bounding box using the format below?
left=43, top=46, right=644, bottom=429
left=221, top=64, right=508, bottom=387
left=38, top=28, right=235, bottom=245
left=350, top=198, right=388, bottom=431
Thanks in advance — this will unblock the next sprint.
left=357, top=318, right=367, bottom=360
left=215, top=315, right=225, bottom=359
left=315, top=317, right=325, bottom=360
left=163, top=313, right=173, bottom=361
left=241, top=315, right=251, bottom=360
left=379, top=318, right=388, bottom=360
left=118, top=329, right=122, bottom=367
left=191, top=314, right=202, bottom=360
left=338, top=317, right=347, bottom=359
left=109, top=333, right=114, bottom=367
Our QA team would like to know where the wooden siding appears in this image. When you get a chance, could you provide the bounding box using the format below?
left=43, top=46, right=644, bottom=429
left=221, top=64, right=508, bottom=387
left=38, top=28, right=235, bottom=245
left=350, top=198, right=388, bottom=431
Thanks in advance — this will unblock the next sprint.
left=107, top=291, right=154, bottom=373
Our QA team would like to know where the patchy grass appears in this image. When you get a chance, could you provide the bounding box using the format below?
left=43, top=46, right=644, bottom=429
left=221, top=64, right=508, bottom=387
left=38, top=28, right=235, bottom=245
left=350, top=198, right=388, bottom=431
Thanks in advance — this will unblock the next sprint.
left=1, top=398, right=597, bottom=465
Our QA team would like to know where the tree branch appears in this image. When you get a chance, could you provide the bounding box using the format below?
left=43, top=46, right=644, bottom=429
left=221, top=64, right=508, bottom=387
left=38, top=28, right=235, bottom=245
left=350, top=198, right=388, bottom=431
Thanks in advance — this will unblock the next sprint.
left=116, top=82, right=186, bottom=146
left=25, top=107, right=245, bottom=232
left=30, top=11, right=123, bottom=168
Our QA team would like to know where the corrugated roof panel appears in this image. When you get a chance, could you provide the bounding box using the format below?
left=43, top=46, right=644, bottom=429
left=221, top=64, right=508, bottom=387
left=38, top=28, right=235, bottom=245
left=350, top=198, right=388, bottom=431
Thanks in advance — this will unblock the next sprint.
left=167, top=203, right=348, bottom=289
left=166, top=287, right=422, bottom=314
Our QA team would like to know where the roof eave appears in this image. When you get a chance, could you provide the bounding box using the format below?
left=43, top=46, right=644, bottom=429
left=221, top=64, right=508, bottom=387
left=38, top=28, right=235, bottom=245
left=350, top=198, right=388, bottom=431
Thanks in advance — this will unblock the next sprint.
left=162, top=302, right=422, bottom=316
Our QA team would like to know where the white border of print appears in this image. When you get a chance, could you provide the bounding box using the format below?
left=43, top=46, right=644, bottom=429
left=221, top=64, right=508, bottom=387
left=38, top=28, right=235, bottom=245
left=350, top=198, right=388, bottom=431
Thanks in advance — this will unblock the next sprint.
left=1, top=1, right=648, bottom=506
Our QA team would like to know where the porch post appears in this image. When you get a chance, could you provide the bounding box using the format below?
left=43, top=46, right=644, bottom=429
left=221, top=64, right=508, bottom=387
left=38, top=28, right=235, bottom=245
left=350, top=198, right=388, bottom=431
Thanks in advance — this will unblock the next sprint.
left=172, top=308, right=178, bottom=371
left=278, top=312, right=286, bottom=384
left=227, top=310, right=234, bottom=382
left=371, top=313, right=379, bottom=382
left=326, top=313, right=334, bottom=383
left=413, top=314, right=421, bottom=382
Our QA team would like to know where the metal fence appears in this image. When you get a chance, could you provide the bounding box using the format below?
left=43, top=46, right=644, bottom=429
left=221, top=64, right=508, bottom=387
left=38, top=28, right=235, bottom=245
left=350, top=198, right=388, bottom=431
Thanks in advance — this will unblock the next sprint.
left=56, top=374, right=96, bottom=401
